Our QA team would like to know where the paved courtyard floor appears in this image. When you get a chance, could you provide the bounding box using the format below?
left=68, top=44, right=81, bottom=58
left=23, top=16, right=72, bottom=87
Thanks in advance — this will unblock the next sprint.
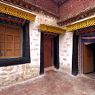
left=0, top=70, right=95, bottom=95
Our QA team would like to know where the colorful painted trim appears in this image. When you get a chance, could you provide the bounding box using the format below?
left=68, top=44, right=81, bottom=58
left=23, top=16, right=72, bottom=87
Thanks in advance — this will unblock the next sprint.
left=0, top=2, right=36, bottom=21
left=66, top=17, right=95, bottom=32
left=40, top=24, right=66, bottom=34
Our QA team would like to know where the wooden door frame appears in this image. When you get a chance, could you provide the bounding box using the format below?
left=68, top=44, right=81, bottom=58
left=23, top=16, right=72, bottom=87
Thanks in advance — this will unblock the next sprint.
left=72, top=31, right=78, bottom=75
left=82, top=43, right=95, bottom=74
left=40, top=32, right=59, bottom=74
left=72, top=26, right=95, bottom=76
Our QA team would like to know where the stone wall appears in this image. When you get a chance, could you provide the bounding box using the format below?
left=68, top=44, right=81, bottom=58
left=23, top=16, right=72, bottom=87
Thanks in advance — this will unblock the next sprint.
left=33, top=12, right=58, bottom=26
left=59, top=32, right=73, bottom=73
left=60, top=0, right=95, bottom=21
left=0, top=64, right=39, bottom=87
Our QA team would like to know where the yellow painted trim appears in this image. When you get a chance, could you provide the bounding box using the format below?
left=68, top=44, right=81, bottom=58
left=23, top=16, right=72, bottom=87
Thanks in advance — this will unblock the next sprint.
left=0, top=2, right=36, bottom=21
left=40, top=24, right=66, bottom=34
left=66, top=17, right=95, bottom=32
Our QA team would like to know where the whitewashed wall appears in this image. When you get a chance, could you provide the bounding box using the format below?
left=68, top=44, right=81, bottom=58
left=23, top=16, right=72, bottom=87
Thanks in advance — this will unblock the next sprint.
left=59, top=32, right=73, bottom=73
left=29, top=21, right=41, bottom=75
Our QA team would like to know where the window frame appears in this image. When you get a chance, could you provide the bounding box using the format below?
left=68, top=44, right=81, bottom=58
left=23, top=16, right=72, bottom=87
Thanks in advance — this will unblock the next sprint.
left=0, top=21, right=30, bottom=67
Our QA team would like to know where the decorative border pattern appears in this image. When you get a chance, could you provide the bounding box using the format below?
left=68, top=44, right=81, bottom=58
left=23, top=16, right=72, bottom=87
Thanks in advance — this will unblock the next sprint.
left=66, top=17, right=95, bottom=32
left=1, top=0, right=59, bottom=18
left=40, top=24, right=66, bottom=34
left=0, top=2, right=36, bottom=21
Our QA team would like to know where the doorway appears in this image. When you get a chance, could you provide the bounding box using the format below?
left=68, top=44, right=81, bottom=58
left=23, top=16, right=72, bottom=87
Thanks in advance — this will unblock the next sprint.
left=40, top=32, right=59, bottom=74
left=82, top=43, right=95, bottom=77
left=44, top=34, right=54, bottom=68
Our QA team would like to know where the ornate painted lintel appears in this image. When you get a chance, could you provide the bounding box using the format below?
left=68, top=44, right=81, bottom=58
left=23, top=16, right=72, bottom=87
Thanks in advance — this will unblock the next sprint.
left=0, top=2, right=36, bottom=21
left=40, top=24, right=66, bottom=34
left=66, top=17, right=95, bottom=32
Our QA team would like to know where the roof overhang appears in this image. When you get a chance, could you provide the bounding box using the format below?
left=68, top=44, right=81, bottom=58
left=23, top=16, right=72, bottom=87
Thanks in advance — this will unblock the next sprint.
left=39, top=24, right=66, bottom=34
left=0, top=2, right=36, bottom=21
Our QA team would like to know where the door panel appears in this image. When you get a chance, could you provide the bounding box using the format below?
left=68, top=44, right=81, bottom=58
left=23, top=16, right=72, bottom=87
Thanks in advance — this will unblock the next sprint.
left=44, top=35, right=54, bottom=68
left=83, top=44, right=94, bottom=73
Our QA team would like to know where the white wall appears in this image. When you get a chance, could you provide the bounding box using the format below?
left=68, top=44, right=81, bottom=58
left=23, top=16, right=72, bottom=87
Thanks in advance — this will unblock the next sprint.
left=59, top=32, right=73, bottom=73
left=29, top=22, right=41, bottom=67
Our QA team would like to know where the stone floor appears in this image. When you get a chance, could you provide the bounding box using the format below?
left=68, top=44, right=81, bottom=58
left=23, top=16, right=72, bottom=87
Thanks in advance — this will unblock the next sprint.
left=0, top=70, right=95, bottom=95
left=86, top=72, right=95, bottom=79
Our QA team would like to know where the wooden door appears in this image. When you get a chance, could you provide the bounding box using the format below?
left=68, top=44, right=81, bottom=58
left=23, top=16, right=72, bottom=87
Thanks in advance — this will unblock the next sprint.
left=0, top=24, right=22, bottom=58
left=83, top=44, right=94, bottom=73
left=44, top=34, right=54, bottom=68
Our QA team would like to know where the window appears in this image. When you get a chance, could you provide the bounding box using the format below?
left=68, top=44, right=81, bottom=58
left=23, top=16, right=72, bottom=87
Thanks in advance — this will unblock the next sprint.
left=0, top=24, right=22, bottom=58
left=0, top=21, right=30, bottom=67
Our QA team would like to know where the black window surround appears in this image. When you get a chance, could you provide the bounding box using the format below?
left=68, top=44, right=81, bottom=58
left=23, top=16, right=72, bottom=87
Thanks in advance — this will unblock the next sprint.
left=0, top=21, right=30, bottom=67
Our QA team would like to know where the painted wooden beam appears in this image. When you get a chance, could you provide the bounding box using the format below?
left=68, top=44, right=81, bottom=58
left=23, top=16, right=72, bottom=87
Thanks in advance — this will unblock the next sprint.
left=66, top=16, right=95, bottom=32
left=40, top=24, right=66, bottom=34
left=0, top=2, right=36, bottom=21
